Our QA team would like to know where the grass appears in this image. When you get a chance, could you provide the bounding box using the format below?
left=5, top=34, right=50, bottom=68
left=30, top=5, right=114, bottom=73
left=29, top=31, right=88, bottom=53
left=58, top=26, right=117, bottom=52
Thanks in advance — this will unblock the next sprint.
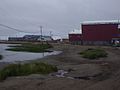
left=0, top=62, right=58, bottom=81
left=6, top=43, right=53, bottom=53
left=0, top=55, right=3, bottom=60
left=79, top=48, right=108, bottom=59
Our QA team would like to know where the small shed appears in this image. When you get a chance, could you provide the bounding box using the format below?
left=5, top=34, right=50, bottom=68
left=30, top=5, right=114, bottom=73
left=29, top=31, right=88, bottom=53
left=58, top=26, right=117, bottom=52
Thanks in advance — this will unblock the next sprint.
left=69, top=29, right=82, bottom=45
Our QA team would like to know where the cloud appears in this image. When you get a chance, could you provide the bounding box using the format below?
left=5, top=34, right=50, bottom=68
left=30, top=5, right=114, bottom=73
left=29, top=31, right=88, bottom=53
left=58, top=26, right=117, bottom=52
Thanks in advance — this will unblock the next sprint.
left=0, top=0, right=120, bottom=38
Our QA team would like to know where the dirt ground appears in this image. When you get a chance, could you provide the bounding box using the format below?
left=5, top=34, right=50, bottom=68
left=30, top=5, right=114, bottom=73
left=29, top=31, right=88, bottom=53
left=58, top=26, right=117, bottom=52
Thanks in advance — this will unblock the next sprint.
left=0, top=44, right=120, bottom=90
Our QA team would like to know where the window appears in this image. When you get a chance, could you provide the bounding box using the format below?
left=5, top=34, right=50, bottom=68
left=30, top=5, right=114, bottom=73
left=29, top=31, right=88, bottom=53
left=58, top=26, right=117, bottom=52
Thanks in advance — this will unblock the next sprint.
left=118, top=25, right=120, bottom=30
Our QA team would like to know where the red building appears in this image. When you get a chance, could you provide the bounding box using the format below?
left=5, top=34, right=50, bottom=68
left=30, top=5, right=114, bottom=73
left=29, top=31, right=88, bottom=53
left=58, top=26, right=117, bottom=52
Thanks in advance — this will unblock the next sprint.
left=81, top=20, right=120, bottom=45
left=69, top=30, right=82, bottom=45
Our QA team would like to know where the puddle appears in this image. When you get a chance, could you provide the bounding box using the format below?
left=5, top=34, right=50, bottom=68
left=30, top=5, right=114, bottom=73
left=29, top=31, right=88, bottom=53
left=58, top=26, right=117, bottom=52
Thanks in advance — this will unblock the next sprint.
left=0, top=44, right=61, bottom=63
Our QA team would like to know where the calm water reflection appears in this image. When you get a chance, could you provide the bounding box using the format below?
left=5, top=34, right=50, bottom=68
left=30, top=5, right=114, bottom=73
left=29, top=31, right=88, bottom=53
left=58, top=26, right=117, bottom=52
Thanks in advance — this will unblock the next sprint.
left=0, top=44, right=61, bottom=62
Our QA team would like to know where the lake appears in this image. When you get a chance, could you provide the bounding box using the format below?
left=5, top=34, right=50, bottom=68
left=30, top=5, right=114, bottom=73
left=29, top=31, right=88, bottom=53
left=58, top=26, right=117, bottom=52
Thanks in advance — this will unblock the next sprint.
left=0, top=44, right=61, bottom=63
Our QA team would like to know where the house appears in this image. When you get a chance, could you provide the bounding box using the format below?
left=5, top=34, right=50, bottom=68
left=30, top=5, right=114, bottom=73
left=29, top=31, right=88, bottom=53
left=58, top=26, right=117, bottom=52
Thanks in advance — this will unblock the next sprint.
left=69, top=29, right=82, bottom=45
left=81, top=20, right=120, bottom=45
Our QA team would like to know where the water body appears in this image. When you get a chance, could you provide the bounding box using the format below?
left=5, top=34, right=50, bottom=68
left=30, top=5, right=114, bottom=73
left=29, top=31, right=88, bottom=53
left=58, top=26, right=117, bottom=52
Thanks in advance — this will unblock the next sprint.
left=0, top=44, right=61, bottom=63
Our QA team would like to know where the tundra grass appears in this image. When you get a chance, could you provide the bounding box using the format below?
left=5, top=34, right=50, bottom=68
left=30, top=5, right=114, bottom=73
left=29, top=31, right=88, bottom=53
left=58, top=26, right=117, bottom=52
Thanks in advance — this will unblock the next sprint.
left=6, top=43, right=53, bottom=53
left=0, top=62, right=58, bottom=81
left=79, top=48, right=108, bottom=59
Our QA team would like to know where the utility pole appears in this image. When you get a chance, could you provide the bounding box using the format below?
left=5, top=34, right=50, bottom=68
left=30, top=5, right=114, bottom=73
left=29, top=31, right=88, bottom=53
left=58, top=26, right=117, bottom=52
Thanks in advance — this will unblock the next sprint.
left=40, top=26, right=43, bottom=40
left=40, top=26, right=43, bottom=44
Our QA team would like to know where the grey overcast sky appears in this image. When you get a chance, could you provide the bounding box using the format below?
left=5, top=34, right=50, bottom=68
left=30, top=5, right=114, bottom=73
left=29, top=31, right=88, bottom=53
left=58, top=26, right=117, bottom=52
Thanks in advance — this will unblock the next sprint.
left=0, top=0, right=120, bottom=39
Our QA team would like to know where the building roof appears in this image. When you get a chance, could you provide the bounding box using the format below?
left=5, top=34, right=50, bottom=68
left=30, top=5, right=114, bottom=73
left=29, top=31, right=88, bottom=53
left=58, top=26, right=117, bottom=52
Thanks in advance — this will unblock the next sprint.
left=69, top=29, right=82, bottom=34
left=82, top=20, right=120, bottom=25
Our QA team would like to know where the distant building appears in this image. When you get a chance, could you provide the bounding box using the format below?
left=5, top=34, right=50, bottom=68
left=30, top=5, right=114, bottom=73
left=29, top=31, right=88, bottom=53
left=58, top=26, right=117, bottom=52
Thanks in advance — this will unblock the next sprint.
left=8, top=37, right=24, bottom=41
left=81, top=20, right=120, bottom=45
left=52, top=36, right=62, bottom=43
left=8, top=35, right=53, bottom=42
left=23, top=35, right=40, bottom=41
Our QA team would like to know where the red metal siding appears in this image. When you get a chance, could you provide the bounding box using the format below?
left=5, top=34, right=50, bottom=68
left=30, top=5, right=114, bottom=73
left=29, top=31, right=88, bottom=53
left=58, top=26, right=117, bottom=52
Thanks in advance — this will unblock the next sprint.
left=69, top=34, right=82, bottom=42
left=82, top=24, right=119, bottom=41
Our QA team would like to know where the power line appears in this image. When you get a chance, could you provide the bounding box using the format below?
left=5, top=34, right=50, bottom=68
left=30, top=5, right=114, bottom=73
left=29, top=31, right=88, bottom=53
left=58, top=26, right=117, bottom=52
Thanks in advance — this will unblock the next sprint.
left=0, top=24, right=39, bottom=33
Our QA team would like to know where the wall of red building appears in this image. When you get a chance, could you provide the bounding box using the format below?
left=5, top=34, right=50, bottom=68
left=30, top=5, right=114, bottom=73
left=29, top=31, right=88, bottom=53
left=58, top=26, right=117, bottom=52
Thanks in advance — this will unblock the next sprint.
left=82, top=24, right=119, bottom=41
left=69, top=34, right=82, bottom=41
